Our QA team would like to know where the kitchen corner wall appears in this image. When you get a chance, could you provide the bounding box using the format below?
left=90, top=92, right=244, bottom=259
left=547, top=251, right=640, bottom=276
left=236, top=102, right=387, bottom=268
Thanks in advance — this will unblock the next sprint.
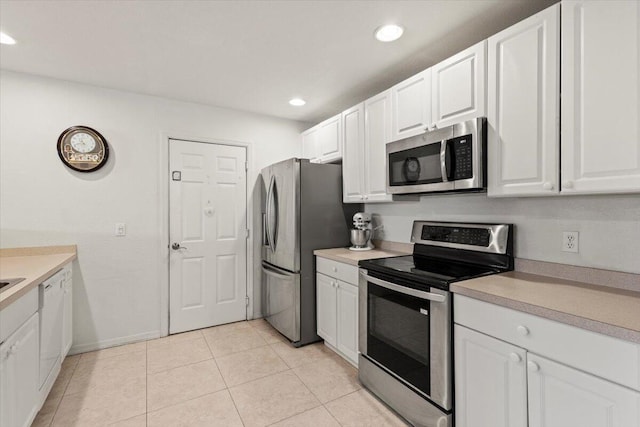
left=0, top=70, right=305, bottom=352
left=366, top=193, right=640, bottom=275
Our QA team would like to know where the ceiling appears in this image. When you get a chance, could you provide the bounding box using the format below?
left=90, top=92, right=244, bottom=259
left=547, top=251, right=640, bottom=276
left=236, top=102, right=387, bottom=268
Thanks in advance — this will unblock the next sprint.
left=0, top=0, right=556, bottom=124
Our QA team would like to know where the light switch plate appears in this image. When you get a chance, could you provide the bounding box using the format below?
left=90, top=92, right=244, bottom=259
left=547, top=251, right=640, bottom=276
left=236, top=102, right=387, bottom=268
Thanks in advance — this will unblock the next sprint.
left=115, top=223, right=126, bottom=236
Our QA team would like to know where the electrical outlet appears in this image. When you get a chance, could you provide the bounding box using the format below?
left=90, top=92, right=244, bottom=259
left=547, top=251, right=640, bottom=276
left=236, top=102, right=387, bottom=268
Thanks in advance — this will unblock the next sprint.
left=562, top=231, right=579, bottom=253
left=115, top=223, right=127, bottom=236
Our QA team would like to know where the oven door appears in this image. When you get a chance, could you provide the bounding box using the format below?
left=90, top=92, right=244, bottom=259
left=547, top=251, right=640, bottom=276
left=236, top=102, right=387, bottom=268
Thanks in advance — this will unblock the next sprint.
left=359, top=270, right=452, bottom=411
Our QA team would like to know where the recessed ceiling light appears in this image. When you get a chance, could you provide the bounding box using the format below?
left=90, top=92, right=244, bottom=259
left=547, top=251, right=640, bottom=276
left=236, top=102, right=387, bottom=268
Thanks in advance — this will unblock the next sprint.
left=0, top=32, right=16, bottom=45
left=375, top=24, right=404, bottom=42
left=289, top=98, right=306, bottom=107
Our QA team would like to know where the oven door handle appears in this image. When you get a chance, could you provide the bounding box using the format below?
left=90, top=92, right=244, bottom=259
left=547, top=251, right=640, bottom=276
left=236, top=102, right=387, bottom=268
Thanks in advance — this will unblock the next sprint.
left=360, top=271, right=446, bottom=303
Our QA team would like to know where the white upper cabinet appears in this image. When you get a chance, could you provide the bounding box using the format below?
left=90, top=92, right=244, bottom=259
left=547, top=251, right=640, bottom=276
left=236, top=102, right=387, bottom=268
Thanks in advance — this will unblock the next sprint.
left=364, top=89, right=394, bottom=202
left=561, top=0, right=640, bottom=194
left=342, top=103, right=365, bottom=203
left=301, top=127, right=320, bottom=162
left=391, top=69, right=432, bottom=141
left=317, top=114, right=342, bottom=163
left=487, top=4, right=560, bottom=197
left=432, top=41, right=487, bottom=129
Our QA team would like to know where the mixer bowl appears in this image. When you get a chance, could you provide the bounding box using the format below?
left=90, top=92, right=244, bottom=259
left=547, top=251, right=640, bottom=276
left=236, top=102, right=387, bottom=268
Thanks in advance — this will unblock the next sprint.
left=350, top=228, right=372, bottom=247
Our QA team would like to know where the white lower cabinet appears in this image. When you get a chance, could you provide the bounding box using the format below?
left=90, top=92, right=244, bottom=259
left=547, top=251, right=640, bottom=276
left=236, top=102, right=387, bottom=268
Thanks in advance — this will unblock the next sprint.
left=527, top=353, right=640, bottom=427
left=316, top=257, right=359, bottom=365
left=454, top=295, right=640, bottom=427
left=454, top=325, right=527, bottom=427
left=0, top=313, right=40, bottom=427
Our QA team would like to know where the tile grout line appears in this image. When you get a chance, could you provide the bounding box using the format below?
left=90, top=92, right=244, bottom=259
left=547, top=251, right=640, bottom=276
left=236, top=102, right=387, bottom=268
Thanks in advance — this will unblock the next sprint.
left=48, top=355, right=82, bottom=427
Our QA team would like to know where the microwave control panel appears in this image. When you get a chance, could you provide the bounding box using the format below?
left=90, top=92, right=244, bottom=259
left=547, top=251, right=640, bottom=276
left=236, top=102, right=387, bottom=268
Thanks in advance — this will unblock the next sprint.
left=450, top=135, right=473, bottom=180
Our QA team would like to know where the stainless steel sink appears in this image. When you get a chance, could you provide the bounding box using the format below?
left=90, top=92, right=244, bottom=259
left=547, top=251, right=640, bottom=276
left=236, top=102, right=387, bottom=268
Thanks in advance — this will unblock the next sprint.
left=0, top=278, right=26, bottom=293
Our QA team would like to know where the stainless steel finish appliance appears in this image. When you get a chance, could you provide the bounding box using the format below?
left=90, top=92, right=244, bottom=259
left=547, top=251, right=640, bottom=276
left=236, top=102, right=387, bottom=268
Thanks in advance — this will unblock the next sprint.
left=261, top=158, right=359, bottom=347
left=358, top=221, right=513, bottom=426
left=349, top=212, right=374, bottom=251
left=386, top=117, right=486, bottom=195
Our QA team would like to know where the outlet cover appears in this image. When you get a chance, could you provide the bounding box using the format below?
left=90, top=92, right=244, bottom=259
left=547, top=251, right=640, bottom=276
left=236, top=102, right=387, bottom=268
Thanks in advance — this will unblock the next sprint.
left=115, top=223, right=127, bottom=237
left=562, top=231, right=579, bottom=253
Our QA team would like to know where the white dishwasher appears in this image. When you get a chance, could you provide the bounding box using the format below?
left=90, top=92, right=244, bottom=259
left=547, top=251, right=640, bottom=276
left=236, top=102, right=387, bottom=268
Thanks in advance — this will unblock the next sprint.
left=39, top=270, right=64, bottom=389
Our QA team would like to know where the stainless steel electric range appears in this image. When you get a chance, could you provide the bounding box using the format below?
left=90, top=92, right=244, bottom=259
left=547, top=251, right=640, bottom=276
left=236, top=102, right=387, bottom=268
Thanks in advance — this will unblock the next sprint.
left=358, top=221, right=514, bottom=427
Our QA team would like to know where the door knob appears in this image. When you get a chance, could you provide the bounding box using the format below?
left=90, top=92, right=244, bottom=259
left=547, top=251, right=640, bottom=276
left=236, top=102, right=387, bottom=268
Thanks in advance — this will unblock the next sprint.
left=171, top=243, right=187, bottom=250
left=543, top=182, right=554, bottom=190
left=509, top=352, right=522, bottom=363
left=527, top=361, right=540, bottom=372
left=563, top=180, right=574, bottom=189
left=517, top=325, right=529, bottom=336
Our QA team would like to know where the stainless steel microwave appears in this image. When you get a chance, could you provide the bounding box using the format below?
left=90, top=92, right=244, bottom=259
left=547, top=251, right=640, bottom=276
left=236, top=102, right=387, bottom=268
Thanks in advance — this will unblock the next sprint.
left=386, top=117, right=486, bottom=194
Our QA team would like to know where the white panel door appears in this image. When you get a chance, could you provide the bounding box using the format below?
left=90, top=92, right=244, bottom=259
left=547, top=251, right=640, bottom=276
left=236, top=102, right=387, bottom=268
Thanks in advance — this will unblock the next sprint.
left=301, top=127, right=319, bottom=162
left=336, top=280, right=358, bottom=365
left=454, top=325, right=528, bottom=427
left=487, top=4, right=560, bottom=197
left=432, top=41, right=487, bottom=128
left=169, top=139, right=247, bottom=334
left=391, top=69, right=432, bottom=141
left=342, top=103, right=365, bottom=203
left=317, top=114, right=342, bottom=163
left=316, top=273, right=337, bottom=347
left=528, top=353, right=640, bottom=427
left=0, top=313, right=39, bottom=427
left=561, top=0, right=640, bottom=194
left=364, top=89, right=394, bottom=202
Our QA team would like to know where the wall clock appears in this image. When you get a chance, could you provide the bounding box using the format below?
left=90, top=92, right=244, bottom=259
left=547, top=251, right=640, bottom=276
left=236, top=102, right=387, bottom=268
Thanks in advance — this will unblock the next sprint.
left=57, top=126, right=109, bottom=172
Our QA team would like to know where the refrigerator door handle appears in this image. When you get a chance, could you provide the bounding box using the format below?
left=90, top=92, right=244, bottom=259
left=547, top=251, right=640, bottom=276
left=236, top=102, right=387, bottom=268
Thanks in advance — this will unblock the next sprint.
left=261, top=261, right=294, bottom=279
left=262, top=213, right=269, bottom=247
left=266, top=175, right=276, bottom=253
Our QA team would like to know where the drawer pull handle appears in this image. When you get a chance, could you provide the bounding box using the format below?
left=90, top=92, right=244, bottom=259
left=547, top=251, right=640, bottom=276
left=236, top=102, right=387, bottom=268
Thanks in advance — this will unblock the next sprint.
left=528, top=361, right=540, bottom=372
left=333, top=267, right=338, bottom=272
left=509, top=353, right=521, bottom=363
left=517, top=325, right=529, bottom=336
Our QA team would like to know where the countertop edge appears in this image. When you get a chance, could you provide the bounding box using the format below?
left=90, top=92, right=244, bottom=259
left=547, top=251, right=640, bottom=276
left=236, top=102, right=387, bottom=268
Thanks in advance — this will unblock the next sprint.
left=0, top=252, right=77, bottom=310
left=450, top=284, right=640, bottom=344
left=314, top=248, right=409, bottom=266
left=0, top=245, right=78, bottom=257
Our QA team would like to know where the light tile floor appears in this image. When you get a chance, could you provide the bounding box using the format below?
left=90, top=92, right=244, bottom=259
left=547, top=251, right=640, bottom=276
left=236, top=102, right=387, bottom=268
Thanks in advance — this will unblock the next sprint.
left=32, top=319, right=408, bottom=427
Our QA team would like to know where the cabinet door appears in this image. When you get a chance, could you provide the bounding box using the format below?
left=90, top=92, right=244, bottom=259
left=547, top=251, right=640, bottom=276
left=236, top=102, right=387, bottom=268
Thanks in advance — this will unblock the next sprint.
left=316, top=273, right=337, bottom=347
left=62, top=277, right=72, bottom=358
left=528, top=353, right=640, bottom=427
left=317, top=114, right=342, bottom=163
left=336, top=280, right=358, bottom=365
left=342, top=103, right=365, bottom=203
left=487, top=4, right=560, bottom=197
left=391, top=69, right=432, bottom=141
left=432, top=41, right=486, bottom=128
left=364, top=89, right=394, bottom=202
left=454, top=325, right=528, bottom=427
left=561, top=0, right=640, bottom=194
left=301, top=127, right=319, bottom=162
left=0, top=313, right=39, bottom=427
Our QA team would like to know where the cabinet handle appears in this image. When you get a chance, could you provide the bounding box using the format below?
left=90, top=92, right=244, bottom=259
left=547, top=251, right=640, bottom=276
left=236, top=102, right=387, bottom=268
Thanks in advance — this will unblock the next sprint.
left=517, top=325, right=529, bottom=336
left=364, top=195, right=368, bottom=200
left=543, top=182, right=554, bottom=190
left=563, top=180, right=574, bottom=189
left=509, top=352, right=522, bottom=363
left=527, top=361, right=540, bottom=372
left=333, top=267, right=338, bottom=272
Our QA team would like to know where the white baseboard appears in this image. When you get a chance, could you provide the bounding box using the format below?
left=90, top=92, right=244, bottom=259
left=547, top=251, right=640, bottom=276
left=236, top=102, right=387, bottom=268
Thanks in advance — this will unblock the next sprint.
left=69, top=330, right=161, bottom=355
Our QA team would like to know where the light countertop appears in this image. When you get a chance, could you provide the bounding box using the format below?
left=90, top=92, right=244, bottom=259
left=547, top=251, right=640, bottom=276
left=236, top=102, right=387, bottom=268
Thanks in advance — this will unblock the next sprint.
left=0, top=245, right=77, bottom=310
left=314, top=246, right=409, bottom=266
left=452, top=271, right=640, bottom=344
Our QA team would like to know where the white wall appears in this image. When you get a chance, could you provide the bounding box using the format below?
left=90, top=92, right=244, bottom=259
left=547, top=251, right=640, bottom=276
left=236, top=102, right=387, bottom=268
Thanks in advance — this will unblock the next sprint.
left=0, top=70, right=305, bottom=352
left=366, top=193, right=640, bottom=274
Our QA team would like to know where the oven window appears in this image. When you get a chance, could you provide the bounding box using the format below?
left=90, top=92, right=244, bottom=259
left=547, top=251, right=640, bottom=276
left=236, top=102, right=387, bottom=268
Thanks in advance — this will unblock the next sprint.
left=388, top=143, right=443, bottom=186
left=367, top=282, right=430, bottom=396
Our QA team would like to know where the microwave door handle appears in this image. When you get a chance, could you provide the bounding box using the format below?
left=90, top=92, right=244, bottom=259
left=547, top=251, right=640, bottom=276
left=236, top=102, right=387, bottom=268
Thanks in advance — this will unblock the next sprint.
left=359, top=271, right=446, bottom=303
left=440, top=140, right=449, bottom=182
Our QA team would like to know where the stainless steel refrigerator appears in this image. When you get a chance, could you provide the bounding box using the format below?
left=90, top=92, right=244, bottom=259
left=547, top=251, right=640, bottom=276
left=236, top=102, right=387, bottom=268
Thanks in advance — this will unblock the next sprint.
left=261, top=158, right=359, bottom=347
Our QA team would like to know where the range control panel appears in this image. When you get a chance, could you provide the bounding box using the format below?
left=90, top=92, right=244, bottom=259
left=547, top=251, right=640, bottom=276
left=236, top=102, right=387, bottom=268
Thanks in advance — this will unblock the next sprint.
left=421, top=225, right=490, bottom=247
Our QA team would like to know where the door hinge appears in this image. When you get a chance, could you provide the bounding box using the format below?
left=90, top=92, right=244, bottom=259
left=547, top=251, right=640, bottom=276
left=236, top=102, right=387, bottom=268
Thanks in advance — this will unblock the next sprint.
left=245, top=161, right=248, bottom=171
left=245, top=296, right=250, bottom=307
left=245, top=229, right=250, bottom=239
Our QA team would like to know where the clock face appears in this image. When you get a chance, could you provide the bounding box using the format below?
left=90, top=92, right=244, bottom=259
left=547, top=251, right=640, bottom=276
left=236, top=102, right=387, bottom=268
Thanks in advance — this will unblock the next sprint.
left=57, top=126, right=109, bottom=172
left=70, top=133, right=96, bottom=153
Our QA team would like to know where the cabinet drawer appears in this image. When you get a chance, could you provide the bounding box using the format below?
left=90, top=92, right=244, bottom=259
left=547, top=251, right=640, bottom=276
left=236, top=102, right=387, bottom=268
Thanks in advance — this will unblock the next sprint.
left=454, top=294, right=640, bottom=391
left=316, top=257, right=358, bottom=285
left=0, top=287, right=38, bottom=344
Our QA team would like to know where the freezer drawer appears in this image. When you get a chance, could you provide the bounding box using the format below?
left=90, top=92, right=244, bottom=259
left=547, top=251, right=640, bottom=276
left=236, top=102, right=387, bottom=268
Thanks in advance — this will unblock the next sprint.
left=261, top=261, right=300, bottom=342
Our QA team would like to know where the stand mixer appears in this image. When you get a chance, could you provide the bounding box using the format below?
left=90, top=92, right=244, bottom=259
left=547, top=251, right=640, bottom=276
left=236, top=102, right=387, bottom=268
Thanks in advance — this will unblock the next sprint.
left=349, top=212, right=375, bottom=251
